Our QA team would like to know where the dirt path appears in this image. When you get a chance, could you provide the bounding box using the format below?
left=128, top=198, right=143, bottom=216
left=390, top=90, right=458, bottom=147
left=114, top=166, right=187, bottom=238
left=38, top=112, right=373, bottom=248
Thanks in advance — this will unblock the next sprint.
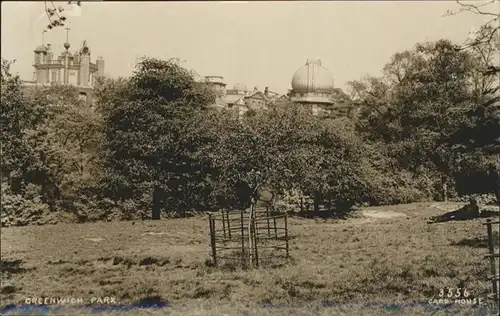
left=356, top=202, right=499, bottom=224
left=360, top=209, right=408, bottom=219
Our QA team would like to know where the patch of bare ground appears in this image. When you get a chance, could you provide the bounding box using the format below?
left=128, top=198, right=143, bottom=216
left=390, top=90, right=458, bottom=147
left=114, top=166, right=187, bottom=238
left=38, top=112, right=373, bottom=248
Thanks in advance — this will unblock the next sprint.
left=1, top=202, right=498, bottom=315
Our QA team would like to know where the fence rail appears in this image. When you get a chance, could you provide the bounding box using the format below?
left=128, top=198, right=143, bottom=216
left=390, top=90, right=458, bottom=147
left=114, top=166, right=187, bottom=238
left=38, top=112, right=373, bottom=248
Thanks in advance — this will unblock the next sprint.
left=483, top=219, right=499, bottom=315
left=208, top=206, right=290, bottom=269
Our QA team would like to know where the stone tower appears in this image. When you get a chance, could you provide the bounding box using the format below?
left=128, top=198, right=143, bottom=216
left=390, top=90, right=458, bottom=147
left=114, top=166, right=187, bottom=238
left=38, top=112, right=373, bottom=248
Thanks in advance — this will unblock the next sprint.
left=79, top=41, right=91, bottom=86
left=33, top=45, right=49, bottom=84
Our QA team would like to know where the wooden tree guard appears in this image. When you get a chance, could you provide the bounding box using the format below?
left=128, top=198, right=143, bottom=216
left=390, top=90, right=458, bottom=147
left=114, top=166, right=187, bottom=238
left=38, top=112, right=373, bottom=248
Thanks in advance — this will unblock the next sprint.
left=208, top=206, right=290, bottom=269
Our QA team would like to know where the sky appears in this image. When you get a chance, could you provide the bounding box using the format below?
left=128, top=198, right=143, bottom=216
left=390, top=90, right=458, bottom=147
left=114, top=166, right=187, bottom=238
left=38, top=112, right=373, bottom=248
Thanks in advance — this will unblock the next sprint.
left=1, top=1, right=498, bottom=94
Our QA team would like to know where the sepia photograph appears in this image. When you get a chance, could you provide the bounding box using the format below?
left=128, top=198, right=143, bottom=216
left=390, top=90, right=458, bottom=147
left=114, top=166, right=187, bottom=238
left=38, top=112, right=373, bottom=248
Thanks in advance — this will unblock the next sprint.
left=1, top=1, right=499, bottom=315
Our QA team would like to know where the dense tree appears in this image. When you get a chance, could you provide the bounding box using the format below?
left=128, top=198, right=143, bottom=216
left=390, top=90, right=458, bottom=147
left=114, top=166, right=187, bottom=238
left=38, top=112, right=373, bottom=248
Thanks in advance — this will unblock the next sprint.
left=446, top=1, right=500, bottom=153
left=201, top=105, right=379, bottom=213
left=1, top=59, right=31, bottom=188
left=439, top=2, right=499, bottom=199
left=455, top=26, right=500, bottom=151
left=351, top=37, right=499, bottom=201
left=1, top=59, right=104, bottom=224
left=201, top=106, right=320, bottom=210
left=1, top=59, right=56, bottom=199
left=98, top=57, right=217, bottom=219
left=298, top=117, right=375, bottom=211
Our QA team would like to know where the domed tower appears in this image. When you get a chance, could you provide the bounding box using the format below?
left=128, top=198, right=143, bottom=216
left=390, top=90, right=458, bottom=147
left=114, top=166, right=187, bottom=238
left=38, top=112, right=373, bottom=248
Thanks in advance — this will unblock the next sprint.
left=233, top=83, right=248, bottom=95
left=290, top=59, right=334, bottom=114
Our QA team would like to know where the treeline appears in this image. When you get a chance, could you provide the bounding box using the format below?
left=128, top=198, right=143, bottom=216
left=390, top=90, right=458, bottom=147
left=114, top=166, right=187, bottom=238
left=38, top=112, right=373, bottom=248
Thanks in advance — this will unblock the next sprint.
left=349, top=37, right=499, bottom=203
left=1, top=36, right=498, bottom=226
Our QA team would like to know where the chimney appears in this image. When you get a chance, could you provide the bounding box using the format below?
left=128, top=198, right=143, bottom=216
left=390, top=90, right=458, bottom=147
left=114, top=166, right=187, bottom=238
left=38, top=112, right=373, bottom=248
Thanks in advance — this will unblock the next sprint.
left=264, top=87, right=269, bottom=97
left=96, top=56, right=105, bottom=77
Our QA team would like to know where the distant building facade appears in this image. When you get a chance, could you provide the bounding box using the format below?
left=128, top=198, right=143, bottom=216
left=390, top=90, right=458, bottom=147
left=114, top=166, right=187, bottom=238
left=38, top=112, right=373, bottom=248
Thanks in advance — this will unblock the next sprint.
left=23, top=39, right=104, bottom=106
left=201, top=76, right=285, bottom=116
left=202, top=58, right=361, bottom=118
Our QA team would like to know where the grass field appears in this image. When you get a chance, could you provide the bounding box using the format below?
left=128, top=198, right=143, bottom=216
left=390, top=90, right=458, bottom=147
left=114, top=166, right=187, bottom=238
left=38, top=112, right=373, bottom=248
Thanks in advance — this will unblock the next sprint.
left=1, top=202, right=499, bottom=315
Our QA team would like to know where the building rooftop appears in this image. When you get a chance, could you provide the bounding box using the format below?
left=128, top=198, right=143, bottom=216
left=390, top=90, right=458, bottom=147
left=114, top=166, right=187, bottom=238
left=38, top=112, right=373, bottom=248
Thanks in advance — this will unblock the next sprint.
left=224, top=94, right=246, bottom=105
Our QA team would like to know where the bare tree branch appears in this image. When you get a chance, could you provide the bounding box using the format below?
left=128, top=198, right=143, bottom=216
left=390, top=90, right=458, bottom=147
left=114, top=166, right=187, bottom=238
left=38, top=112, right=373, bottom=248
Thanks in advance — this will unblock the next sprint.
left=455, top=0, right=499, bottom=17
left=43, top=1, right=80, bottom=31
left=444, top=0, right=499, bottom=18
left=49, top=1, right=63, bottom=21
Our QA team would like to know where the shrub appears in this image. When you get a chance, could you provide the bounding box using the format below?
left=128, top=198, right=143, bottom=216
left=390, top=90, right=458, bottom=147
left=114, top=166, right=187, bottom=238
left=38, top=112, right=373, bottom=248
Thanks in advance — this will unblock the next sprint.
left=1, top=182, right=53, bottom=227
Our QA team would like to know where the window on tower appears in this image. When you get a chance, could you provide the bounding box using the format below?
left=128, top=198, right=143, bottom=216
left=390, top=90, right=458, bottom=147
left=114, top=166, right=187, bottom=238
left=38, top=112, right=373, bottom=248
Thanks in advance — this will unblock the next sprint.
left=78, top=92, right=87, bottom=104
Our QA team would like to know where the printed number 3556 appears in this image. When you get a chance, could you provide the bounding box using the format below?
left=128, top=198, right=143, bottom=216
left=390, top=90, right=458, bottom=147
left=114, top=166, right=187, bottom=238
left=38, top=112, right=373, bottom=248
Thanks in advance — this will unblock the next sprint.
left=439, top=288, right=470, bottom=298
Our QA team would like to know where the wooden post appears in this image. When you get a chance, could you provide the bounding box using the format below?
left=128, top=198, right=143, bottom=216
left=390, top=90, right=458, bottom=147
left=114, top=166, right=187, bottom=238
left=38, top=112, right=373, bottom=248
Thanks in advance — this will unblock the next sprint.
left=266, top=205, right=271, bottom=237
left=240, top=209, right=246, bottom=268
left=248, top=204, right=254, bottom=269
left=226, top=210, right=231, bottom=240
left=486, top=220, right=498, bottom=304
left=151, top=185, right=161, bottom=220
left=443, top=183, right=448, bottom=202
left=284, top=213, right=289, bottom=258
left=209, top=214, right=217, bottom=266
left=300, top=197, right=304, bottom=212
left=253, top=216, right=259, bottom=267
left=273, top=216, right=278, bottom=238
left=221, top=210, right=226, bottom=239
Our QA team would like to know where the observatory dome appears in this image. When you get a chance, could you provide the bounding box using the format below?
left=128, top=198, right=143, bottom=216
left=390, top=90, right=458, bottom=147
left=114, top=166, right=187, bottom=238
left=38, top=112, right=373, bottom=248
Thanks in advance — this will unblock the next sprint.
left=233, top=83, right=248, bottom=91
left=291, top=59, right=334, bottom=93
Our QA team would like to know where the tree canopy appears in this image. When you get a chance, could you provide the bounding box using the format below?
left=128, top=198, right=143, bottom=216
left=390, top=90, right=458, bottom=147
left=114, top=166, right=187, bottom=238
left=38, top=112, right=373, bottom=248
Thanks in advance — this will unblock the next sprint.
left=2, top=14, right=499, bottom=226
